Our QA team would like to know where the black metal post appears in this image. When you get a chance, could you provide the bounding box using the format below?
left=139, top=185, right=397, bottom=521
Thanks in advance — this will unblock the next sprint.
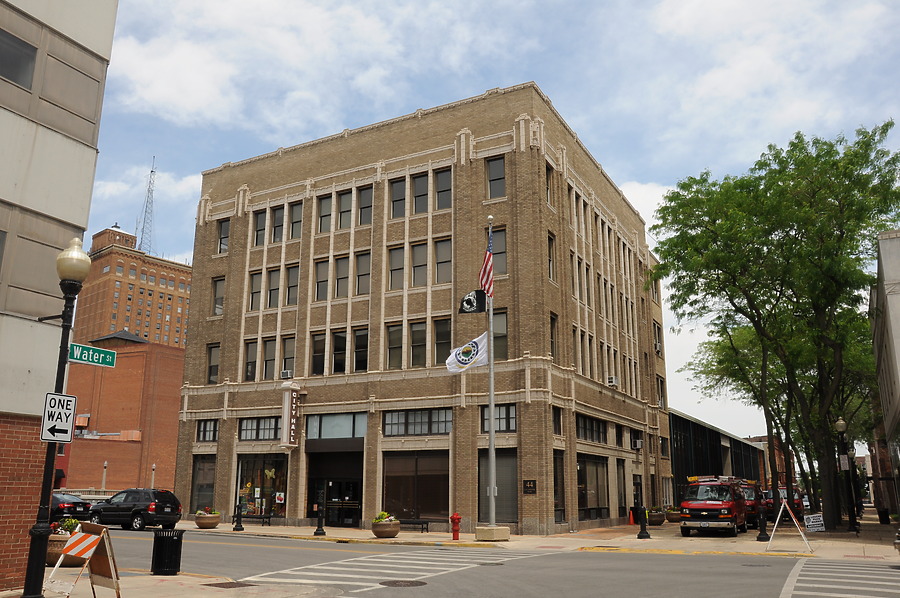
left=314, top=486, right=326, bottom=536
left=233, top=500, right=244, bottom=532
left=839, top=432, right=859, bottom=533
left=756, top=502, right=770, bottom=542
left=22, top=280, right=80, bottom=598
left=636, top=506, right=650, bottom=539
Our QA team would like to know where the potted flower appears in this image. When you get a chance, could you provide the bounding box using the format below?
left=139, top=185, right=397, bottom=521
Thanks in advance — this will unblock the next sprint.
left=195, top=506, right=221, bottom=529
left=46, top=517, right=82, bottom=566
left=647, top=507, right=666, bottom=526
left=371, top=511, right=400, bottom=538
left=665, top=506, right=682, bottom=523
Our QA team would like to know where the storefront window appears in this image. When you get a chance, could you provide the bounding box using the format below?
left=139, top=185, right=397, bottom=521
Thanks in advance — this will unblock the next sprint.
left=236, top=453, right=287, bottom=517
left=190, top=454, right=216, bottom=513
left=383, top=451, right=449, bottom=520
left=577, top=454, right=609, bottom=520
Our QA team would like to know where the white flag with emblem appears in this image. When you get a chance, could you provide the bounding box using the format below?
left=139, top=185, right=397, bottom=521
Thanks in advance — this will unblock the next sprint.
left=446, top=332, right=489, bottom=373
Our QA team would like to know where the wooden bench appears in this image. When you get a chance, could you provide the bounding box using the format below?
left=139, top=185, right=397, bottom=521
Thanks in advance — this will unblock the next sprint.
left=398, top=519, right=439, bottom=533
left=231, top=513, right=272, bottom=526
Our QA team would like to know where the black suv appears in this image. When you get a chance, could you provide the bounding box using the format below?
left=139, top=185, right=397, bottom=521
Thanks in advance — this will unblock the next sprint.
left=89, top=488, right=182, bottom=530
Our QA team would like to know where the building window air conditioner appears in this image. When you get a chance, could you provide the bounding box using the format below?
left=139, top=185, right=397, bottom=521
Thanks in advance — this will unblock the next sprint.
left=280, top=369, right=293, bottom=379
left=654, top=342, right=662, bottom=354
left=632, top=439, right=643, bottom=450
left=607, top=376, right=618, bottom=387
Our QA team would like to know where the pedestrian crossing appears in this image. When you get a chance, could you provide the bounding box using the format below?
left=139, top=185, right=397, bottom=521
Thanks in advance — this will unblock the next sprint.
left=241, top=547, right=548, bottom=593
left=784, top=558, right=900, bottom=597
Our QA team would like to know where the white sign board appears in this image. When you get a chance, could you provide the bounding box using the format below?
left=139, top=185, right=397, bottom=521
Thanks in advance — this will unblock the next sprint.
left=804, top=513, right=825, bottom=532
left=41, top=393, right=77, bottom=443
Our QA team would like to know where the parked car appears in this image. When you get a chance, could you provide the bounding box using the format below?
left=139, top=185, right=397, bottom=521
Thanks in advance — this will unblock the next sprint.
left=741, top=482, right=762, bottom=528
left=763, top=487, right=804, bottom=521
left=51, top=493, right=92, bottom=522
left=89, top=488, right=182, bottom=530
left=680, top=475, right=748, bottom=537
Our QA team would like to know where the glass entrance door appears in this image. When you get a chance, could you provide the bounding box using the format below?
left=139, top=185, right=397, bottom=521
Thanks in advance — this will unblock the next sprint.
left=307, top=478, right=360, bottom=527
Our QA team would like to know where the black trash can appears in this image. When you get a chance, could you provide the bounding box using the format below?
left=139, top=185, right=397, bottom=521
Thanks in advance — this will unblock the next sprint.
left=878, top=509, right=891, bottom=525
left=151, top=529, right=184, bottom=575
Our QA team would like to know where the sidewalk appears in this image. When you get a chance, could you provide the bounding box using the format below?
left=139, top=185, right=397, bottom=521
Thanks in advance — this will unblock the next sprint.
left=3, top=518, right=896, bottom=597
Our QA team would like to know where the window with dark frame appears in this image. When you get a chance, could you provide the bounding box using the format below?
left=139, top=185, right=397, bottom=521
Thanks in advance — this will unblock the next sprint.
left=262, top=339, right=276, bottom=380
left=289, top=202, right=303, bottom=239
left=317, top=195, right=331, bottom=233
left=487, top=156, right=506, bottom=198
left=481, top=404, right=516, bottom=433
left=332, top=330, right=347, bottom=374
left=389, top=247, right=404, bottom=290
left=549, top=312, right=558, bottom=361
left=217, top=219, right=230, bottom=253
left=353, top=328, right=368, bottom=372
left=409, top=321, right=426, bottom=367
left=411, top=243, right=427, bottom=287
left=238, top=417, right=280, bottom=441
left=412, top=174, right=428, bottom=214
left=433, top=319, right=451, bottom=365
left=285, top=265, right=299, bottom=305
left=197, top=419, right=218, bottom=442
left=358, top=186, right=373, bottom=225
left=492, top=228, right=507, bottom=275
left=493, top=311, right=508, bottom=360
left=282, top=336, right=295, bottom=374
left=314, top=260, right=328, bottom=301
left=576, top=413, right=607, bottom=443
left=338, top=190, right=352, bottom=229
left=386, top=323, right=402, bottom=369
left=435, top=169, right=452, bottom=210
left=0, top=29, right=37, bottom=89
left=355, top=252, right=370, bottom=295
left=311, top=333, right=326, bottom=375
left=435, top=239, right=451, bottom=284
left=270, top=206, right=284, bottom=243
left=334, top=256, right=349, bottom=298
left=212, top=278, right=225, bottom=315
left=253, top=211, right=266, bottom=246
left=206, top=344, right=220, bottom=384
left=249, top=272, right=261, bottom=310
left=244, top=341, right=258, bottom=381
left=267, top=269, right=279, bottom=308
left=390, top=179, right=405, bottom=218
left=552, top=406, right=562, bottom=435
left=383, top=408, right=452, bottom=436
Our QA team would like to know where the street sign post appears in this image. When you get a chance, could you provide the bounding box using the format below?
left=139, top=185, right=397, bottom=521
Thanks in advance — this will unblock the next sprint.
left=41, top=392, right=77, bottom=443
left=68, top=343, right=116, bottom=368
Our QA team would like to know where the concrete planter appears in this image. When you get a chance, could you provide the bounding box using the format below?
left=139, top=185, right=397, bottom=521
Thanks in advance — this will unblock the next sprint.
left=665, top=511, right=682, bottom=523
left=372, top=520, right=400, bottom=538
left=195, top=513, right=221, bottom=529
left=46, top=534, right=83, bottom=567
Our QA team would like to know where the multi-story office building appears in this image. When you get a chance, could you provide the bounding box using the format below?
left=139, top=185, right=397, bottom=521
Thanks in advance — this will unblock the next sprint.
left=177, top=83, right=671, bottom=534
left=75, top=226, right=192, bottom=348
left=0, top=0, right=117, bottom=590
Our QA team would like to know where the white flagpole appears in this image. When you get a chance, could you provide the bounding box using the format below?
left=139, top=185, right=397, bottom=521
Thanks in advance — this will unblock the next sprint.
left=486, top=215, right=496, bottom=528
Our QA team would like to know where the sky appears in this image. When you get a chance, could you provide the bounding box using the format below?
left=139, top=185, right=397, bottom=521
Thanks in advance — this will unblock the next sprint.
left=87, top=0, right=900, bottom=440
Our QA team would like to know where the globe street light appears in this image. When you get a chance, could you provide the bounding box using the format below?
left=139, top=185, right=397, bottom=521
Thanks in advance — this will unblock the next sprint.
left=22, top=238, right=91, bottom=598
left=834, top=417, right=859, bottom=534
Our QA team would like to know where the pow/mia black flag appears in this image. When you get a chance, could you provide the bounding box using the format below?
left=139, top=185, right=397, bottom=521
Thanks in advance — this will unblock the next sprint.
left=458, top=289, right=486, bottom=314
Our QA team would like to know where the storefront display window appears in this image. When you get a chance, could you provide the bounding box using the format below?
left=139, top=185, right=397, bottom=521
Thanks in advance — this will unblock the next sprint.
left=236, top=453, right=287, bottom=517
left=191, top=454, right=216, bottom=512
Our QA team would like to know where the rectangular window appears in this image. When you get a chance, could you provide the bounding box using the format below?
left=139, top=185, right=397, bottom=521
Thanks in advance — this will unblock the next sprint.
left=353, top=328, right=368, bottom=372
left=487, top=156, right=506, bottom=198
left=0, top=29, right=36, bottom=89
left=355, top=252, right=370, bottom=295
left=285, top=265, right=299, bottom=305
left=334, top=256, right=349, bottom=298
left=289, top=202, right=303, bottom=239
left=267, top=269, right=280, bottom=308
left=433, top=319, right=451, bottom=365
left=244, top=341, right=258, bottom=381
left=315, top=260, right=328, bottom=301
left=660, top=437, right=670, bottom=458
left=383, top=409, right=453, bottom=436
left=253, top=211, right=266, bottom=246
left=390, top=179, right=405, bottom=218
left=481, top=404, right=516, bottom=433
left=307, top=413, right=367, bottom=439
left=239, top=417, right=280, bottom=441
left=337, top=190, right=352, bottom=229
left=546, top=164, right=553, bottom=205
left=493, top=311, right=508, bottom=360
left=576, top=414, right=607, bottom=443
left=197, top=419, right=218, bottom=442
left=311, top=333, right=326, bottom=375
left=493, top=229, right=507, bottom=275
left=357, top=186, right=373, bottom=225
left=434, top=239, right=451, bottom=284
left=552, top=406, right=562, bottom=435
left=656, top=376, right=667, bottom=409
left=249, top=272, right=262, bottom=310
left=387, top=323, right=403, bottom=369
left=412, top=174, right=428, bottom=214
left=332, top=330, right=347, bottom=374
left=282, top=336, right=295, bottom=374
left=389, top=247, right=404, bottom=290
left=411, top=243, right=427, bottom=287
left=270, top=207, right=284, bottom=243
left=207, top=344, right=220, bottom=384
left=435, top=169, right=452, bottom=210
left=212, top=278, right=225, bottom=315
left=217, top=219, right=230, bottom=253
left=548, top=233, right=555, bottom=280
left=262, top=339, right=276, bottom=380
left=317, top=195, right=331, bottom=233
left=409, top=321, right=426, bottom=367
left=549, top=313, right=558, bottom=361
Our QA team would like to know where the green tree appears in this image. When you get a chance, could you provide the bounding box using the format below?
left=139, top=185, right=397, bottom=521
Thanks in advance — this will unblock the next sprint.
left=652, top=122, right=900, bottom=529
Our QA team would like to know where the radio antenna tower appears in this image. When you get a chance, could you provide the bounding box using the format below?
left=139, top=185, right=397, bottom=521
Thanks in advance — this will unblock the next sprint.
left=136, top=157, right=156, bottom=254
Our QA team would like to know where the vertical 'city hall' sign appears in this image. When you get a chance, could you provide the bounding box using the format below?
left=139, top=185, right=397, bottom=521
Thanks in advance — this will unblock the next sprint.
left=281, top=388, right=303, bottom=447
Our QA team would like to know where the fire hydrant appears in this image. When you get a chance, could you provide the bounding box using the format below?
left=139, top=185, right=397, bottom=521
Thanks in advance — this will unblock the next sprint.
left=450, top=512, right=462, bottom=541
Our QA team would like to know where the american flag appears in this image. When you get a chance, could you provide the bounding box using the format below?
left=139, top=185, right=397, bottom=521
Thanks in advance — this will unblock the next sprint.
left=479, top=229, right=494, bottom=297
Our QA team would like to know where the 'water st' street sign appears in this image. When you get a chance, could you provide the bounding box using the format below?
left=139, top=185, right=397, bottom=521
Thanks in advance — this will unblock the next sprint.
left=68, top=343, right=116, bottom=368
left=41, top=393, right=76, bottom=443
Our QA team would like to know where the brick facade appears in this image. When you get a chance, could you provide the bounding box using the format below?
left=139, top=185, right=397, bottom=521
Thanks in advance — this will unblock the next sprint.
left=176, top=83, right=671, bottom=535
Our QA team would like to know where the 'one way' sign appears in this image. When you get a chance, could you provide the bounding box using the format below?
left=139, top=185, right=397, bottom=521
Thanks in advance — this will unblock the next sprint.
left=41, top=393, right=77, bottom=443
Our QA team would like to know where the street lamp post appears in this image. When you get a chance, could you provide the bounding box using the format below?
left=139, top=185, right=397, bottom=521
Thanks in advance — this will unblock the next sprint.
left=22, top=238, right=91, bottom=598
left=834, top=417, right=859, bottom=534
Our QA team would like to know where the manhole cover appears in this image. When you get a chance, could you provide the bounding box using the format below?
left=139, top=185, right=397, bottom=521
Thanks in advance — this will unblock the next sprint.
left=740, top=564, right=771, bottom=568
left=204, top=581, right=257, bottom=589
left=380, top=580, right=427, bottom=587
left=478, top=562, right=503, bottom=566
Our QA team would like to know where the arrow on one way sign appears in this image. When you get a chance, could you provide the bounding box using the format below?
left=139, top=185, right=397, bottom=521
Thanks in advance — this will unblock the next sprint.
left=41, top=393, right=77, bottom=443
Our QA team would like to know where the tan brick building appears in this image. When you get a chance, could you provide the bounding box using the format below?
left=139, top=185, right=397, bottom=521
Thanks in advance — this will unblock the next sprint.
left=176, top=83, right=671, bottom=534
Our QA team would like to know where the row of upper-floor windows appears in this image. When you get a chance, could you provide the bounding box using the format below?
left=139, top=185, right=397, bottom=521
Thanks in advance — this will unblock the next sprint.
left=215, top=157, right=510, bottom=255
left=102, top=263, right=190, bottom=292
